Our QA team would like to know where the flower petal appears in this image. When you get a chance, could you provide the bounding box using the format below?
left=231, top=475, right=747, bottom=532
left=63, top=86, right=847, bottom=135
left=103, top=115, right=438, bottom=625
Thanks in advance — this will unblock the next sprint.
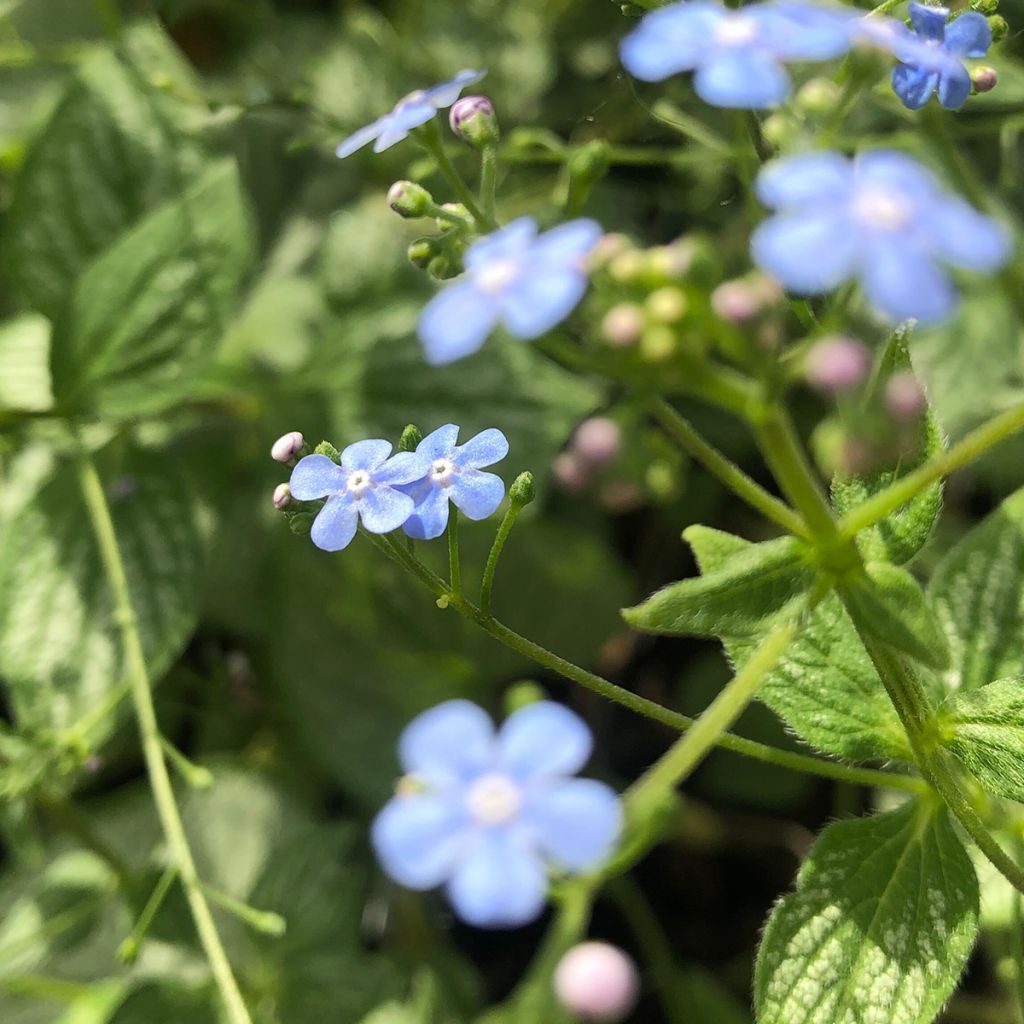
left=372, top=794, right=470, bottom=889
left=289, top=453, right=348, bottom=500
left=924, top=198, right=1011, bottom=272
left=534, top=219, right=603, bottom=267
left=909, top=1, right=949, bottom=41
left=750, top=211, right=859, bottom=294
left=417, top=423, right=461, bottom=460
left=497, top=701, right=593, bottom=780
left=525, top=779, right=623, bottom=871
left=756, top=152, right=854, bottom=209
left=425, top=68, right=487, bottom=108
left=445, top=830, right=548, bottom=928
left=937, top=62, right=972, bottom=109
left=892, top=64, right=938, bottom=109
left=357, top=486, right=415, bottom=534
left=341, top=439, right=393, bottom=471
left=451, top=470, right=506, bottom=521
left=499, top=268, right=588, bottom=339
left=465, top=217, right=538, bottom=272
left=454, top=428, right=510, bottom=470
left=375, top=450, right=432, bottom=486
left=619, top=2, right=725, bottom=81
left=419, top=281, right=499, bottom=365
left=310, top=494, right=359, bottom=552
left=860, top=237, right=957, bottom=325
left=855, top=150, right=939, bottom=202
left=944, top=10, right=991, bottom=57
left=373, top=103, right=435, bottom=152
left=335, top=117, right=387, bottom=159
left=399, top=700, right=496, bottom=781
left=403, top=486, right=451, bottom=540
left=693, top=49, right=790, bottom=109
left=751, top=3, right=853, bottom=60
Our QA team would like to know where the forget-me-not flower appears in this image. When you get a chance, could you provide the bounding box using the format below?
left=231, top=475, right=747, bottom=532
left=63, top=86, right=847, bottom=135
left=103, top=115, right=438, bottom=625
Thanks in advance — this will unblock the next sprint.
left=372, top=699, right=622, bottom=928
left=620, top=1, right=852, bottom=108
left=889, top=3, right=992, bottom=110
left=289, top=441, right=430, bottom=552
left=335, top=69, right=485, bottom=158
left=418, top=216, right=602, bottom=365
left=750, top=149, right=1011, bottom=325
left=401, top=424, right=509, bottom=540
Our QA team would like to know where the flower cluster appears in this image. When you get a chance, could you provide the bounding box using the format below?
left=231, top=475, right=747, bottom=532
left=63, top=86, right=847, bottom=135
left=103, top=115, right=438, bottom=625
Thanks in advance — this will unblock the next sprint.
left=372, top=699, right=622, bottom=928
left=287, top=425, right=509, bottom=551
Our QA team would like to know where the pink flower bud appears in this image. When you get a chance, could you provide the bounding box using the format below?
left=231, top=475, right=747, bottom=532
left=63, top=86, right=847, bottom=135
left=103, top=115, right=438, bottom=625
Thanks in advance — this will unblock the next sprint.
left=554, top=942, right=639, bottom=1023
left=884, top=371, right=927, bottom=422
left=552, top=452, right=591, bottom=493
left=449, top=96, right=500, bottom=147
left=573, top=417, right=622, bottom=467
left=271, top=431, right=305, bottom=465
left=972, top=66, right=998, bottom=93
left=710, top=279, right=760, bottom=322
left=805, top=337, right=871, bottom=394
left=601, top=303, right=645, bottom=347
left=272, top=483, right=292, bottom=510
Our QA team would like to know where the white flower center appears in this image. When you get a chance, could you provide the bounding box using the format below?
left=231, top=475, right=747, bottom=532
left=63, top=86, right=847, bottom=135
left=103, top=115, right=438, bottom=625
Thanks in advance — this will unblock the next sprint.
left=431, top=457, right=456, bottom=487
left=853, top=188, right=911, bottom=231
left=715, top=15, right=759, bottom=46
left=347, top=469, right=372, bottom=498
left=476, top=258, right=520, bottom=294
left=466, top=773, right=523, bottom=826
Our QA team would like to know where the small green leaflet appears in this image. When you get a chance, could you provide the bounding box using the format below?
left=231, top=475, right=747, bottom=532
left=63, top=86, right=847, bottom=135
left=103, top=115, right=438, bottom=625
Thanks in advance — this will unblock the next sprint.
left=756, top=799, right=978, bottom=1024
left=939, top=677, right=1024, bottom=803
left=0, top=314, right=52, bottom=413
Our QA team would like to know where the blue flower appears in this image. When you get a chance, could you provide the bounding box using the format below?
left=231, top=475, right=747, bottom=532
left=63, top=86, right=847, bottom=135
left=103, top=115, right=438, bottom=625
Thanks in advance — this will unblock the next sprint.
left=289, top=441, right=430, bottom=552
left=372, top=699, right=622, bottom=928
left=401, top=424, right=509, bottom=540
left=750, top=150, right=1011, bottom=325
left=335, top=69, right=485, bottom=158
left=418, top=216, right=602, bottom=365
left=620, top=1, right=852, bottom=108
left=889, top=3, right=992, bottom=110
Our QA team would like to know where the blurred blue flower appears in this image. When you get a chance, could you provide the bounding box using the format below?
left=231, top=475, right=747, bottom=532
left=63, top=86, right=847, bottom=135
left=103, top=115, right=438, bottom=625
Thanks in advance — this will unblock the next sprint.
left=620, top=1, right=852, bottom=108
left=750, top=149, right=1011, bottom=325
left=335, top=69, right=485, bottom=158
left=889, top=3, right=991, bottom=110
left=401, top=424, right=509, bottom=540
left=372, top=699, right=622, bottom=928
left=418, top=216, right=602, bottom=365
left=289, top=441, right=431, bottom=552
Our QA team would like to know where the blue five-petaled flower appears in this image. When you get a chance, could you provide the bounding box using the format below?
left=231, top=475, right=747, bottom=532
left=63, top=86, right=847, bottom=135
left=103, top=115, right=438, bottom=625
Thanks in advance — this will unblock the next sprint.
left=372, top=699, right=622, bottom=928
left=289, top=441, right=430, bottom=552
left=750, top=149, right=1011, bottom=325
left=401, top=424, right=509, bottom=540
left=620, top=1, right=853, bottom=108
left=418, top=216, right=602, bottom=365
left=890, top=3, right=992, bottom=110
left=335, top=69, right=485, bottom=158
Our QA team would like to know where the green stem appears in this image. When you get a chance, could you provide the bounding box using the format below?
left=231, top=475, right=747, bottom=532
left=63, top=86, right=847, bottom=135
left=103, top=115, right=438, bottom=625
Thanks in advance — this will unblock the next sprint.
left=649, top=397, right=809, bottom=538
left=160, top=735, right=213, bottom=790
left=75, top=451, right=253, bottom=1024
left=1012, top=837, right=1024, bottom=1024
left=118, top=865, right=178, bottom=964
left=480, top=144, right=498, bottom=224
left=417, top=121, right=496, bottom=230
left=838, top=401, right=1024, bottom=539
left=201, top=884, right=287, bottom=937
left=447, top=507, right=462, bottom=599
left=480, top=497, right=526, bottom=616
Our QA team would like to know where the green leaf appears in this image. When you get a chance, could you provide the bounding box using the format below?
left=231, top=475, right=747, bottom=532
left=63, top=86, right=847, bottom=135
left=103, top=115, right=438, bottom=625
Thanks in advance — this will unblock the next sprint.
left=0, top=314, right=52, bottom=413
left=4, top=35, right=206, bottom=320
left=53, top=160, right=254, bottom=418
left=939, top=677, right=1024, bottom=803
left=843, top=561, right=949, bottom=670
left=756, top=800, right=979, bottom=1024
left=0, top=443, right=205, bottom=742
left=929, top=486, right=1024, bottom=693
left=623, top=534, right=813, bottom=638
left=687, top=527, right=909, bottom=761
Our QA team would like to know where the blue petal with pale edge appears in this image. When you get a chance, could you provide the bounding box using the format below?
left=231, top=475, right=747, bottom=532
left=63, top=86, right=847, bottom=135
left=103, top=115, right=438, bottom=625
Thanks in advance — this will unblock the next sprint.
left=375, top=450, right=432, bottom=487
left=893, top=64, right=938, bottom=109
left=924, top=198, right=1011, bottom=272
left=500, top=269, right=588, bottom=339
left=619, top=2, right=725, bottom=81
left=372, top=794, right=470, bottom=889
left=445, top=830, right=548, bottom=928
left=944, top=11, right=991, bottom=56
left=465, top=217, right=537, bottom=272
left=860, top=237, right=957, bottom=325
left=755, top=152, right=853, bottom=209
left=455, top=428, right=510, bottom=470
left=336, top=116, right=388, bottom=159
left=497, top=701, right=593, bottom=781
left=855, top=150, right=939, bottom=201
left=693, top=49, right=790, bottom=109
left=399, top=700, right=496, bottom=782
left=310, top=494, right=359, bottom=552
left=341, top=439, right=392, bottom=472
left=425, top=68, right=486, bottom=108
left=533, top=219, right=603, bottom=266
left=451, top=470, right=506, bottom=521
left=419, top=280, right=500, bottom=365
left=418, top=424, right=461, bottom=461
left=750, top=211, right=858, bottom=294
left=909, top=1, right=949, bottom=41
left=526, top=779, right=623, bottom=871
left=373, top=101, right=435, bottom=152
left=357, top=486, right=415, bottom=534
left=403, top=487, right=451, bottom=540
left=289, top=453, right=348, bottom=500
left=937, top=63, right=972, bottom=109
left=751, top=3, right=853, bottom=60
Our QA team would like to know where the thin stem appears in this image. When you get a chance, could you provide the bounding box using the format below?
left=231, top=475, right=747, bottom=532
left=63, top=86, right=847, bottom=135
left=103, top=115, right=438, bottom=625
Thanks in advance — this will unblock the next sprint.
left=480, top=144, right=498, bottom=224
left=838, top=401, right=1024, bottom=539
left=447, top=507, right=462, bottom=599
left=1012, top=837, right=1024, bottom=1024
left=75, top=451, right=253, bottom=1024
left=417, top=121, right=496, bottom=230
left=480, top=497, right=526, bottom=616
left=649, top=397, right=809, bottom=538
left=160, top=735, right=213, bottom=790
left=118, top=865, right=179, bottom=964
left=201, top=884, right=287, bottom=937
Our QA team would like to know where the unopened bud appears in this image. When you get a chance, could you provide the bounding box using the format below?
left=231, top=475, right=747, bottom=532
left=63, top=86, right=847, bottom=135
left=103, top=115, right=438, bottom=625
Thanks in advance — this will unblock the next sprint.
left=408, top=237, right=437, bottom=269
left=427, top=251, right=462, bottom=280
left=884, top=371, right=927, bottom=421
left=387, top=180, right=434, bottom=218
left=504, top=681, right=546, bottom=715
left=601, top=303, right=645, bottom=347
left=438, top=202, right=472, bottom=227
left=796, top=77, right=841, bottom=117
left=573, top=417, right=622, bottom=467
left=761, top=112, right=795, bottom=150
left=314, top=440, right=341, bottom=463
left=589, top=233, right=631, bottom=269
left=449, top=95, right=500, bottom=148
left=552, top=452, right=590, bottom=493
left=609, top=250, right=645, bottom=283
left=971, top=0, right=998, bottom=13
left=271, top=430, right=305, bottom=465
left=711, top=279, right=761, bottom=322
left=646, top=286, right=687, bottom=323
left=805, top=337, right=871, bottom=394
left=648, top=239, right=695, bottom=280
left=272, top=483, right=292, bottom=510
left=509, top=470, right=536, bottom=506
left=988, top=14, right=1008, bottom=40
left=640, top=324, right=676, bottom=361
left=554, top=942, right=639, bottom=1023
left=399, top=423, right=424, bottom=452
left=972, top=65, right=998, bottom=93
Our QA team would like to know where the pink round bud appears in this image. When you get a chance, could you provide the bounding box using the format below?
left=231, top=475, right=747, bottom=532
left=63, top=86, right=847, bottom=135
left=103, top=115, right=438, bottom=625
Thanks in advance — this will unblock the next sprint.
left=601, top=303, right=645, bottom=347
left=884, top=370, right=927, bottom=422
left=449, top=96, right=499, bottom=147
left=552, top=452, right=591, bottom=493
left=554, top=942, right=639, bottom=1023
left=573, top=417, right=622, bottom=467
left=805, top=337, right=871, bottom=394
left=272, top=483, right=292, bottom=510
left=710, top=279, right=760, bottom=322
left=972, top=66, right=998, bottom=93
left=271, top=431, right=305, bottom=465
